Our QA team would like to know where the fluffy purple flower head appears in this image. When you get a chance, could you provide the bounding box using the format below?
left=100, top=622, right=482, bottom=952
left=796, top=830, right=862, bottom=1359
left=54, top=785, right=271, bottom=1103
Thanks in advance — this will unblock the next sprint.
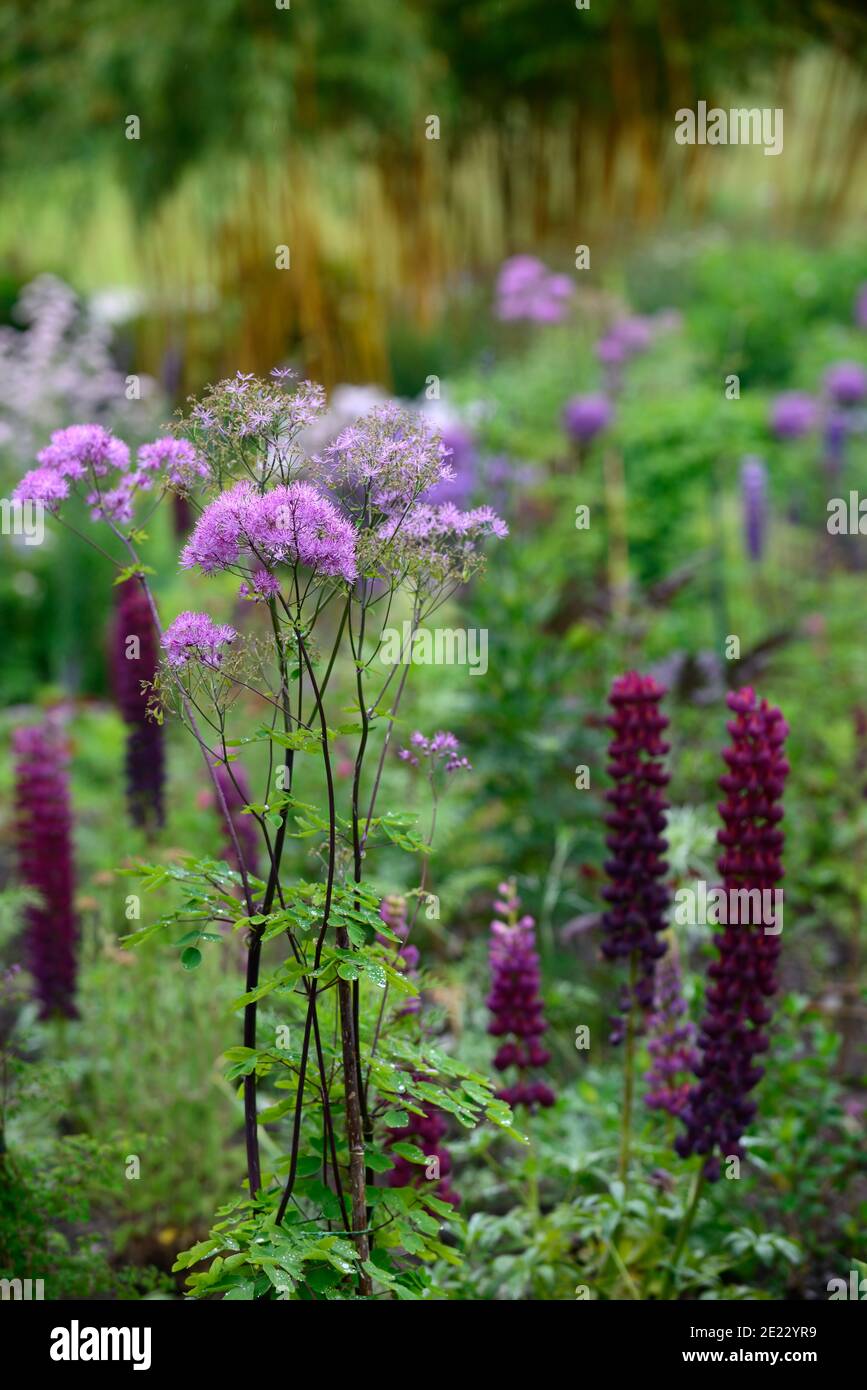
left=601, top=672, right=671, bottom=1032
left=162, top=611, right=237, bottom=668
left=322, top=402, right=453, bottom=513
left=36, top=423, right=130, bottom=479
left=398, top=730, right=471, bottom=774
left=180, top=480, right=357, bottom=583
left=13, top=467, right=70, bottom=510
left=14, top=719, right=78, bottom=1019
left=486, top=881, right=555, bottom=1110
left=825, top=361, right=867, bottom=407
left=563, top=393, right=614, bottom=445
left=595, top=335, right=628, bottom=368
left=740, top=456, right=768, bottom=563
left=675, top=688, right=789, bottom=1180
left=137, top=437, right=209, bottom=489
left=238, top=568, right=282, bottom=602
left=770, top=391, right=819, bottom=441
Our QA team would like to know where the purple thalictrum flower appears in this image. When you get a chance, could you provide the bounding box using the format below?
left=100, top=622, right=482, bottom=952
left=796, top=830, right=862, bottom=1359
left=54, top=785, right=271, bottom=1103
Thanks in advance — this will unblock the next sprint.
left=161, top=611, right=237, bottom=668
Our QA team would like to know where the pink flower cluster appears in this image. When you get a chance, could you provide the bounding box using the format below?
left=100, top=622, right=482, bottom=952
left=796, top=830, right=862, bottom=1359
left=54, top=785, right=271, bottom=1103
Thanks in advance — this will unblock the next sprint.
left=321, top=402, right=453, bottom=512
left=180, top=480, right=357, bottom=584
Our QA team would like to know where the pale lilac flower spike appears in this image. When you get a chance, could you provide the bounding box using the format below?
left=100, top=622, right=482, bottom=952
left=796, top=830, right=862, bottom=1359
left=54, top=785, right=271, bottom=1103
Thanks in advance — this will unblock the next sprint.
left=162, top=611, right=237, bottom=668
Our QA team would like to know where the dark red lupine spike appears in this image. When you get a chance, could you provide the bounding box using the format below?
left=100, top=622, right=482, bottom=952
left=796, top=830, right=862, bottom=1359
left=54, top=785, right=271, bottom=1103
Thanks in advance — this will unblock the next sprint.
left=675, top=687, right=789, bottom=1181
left=13, top=718, right=79, bottom=1020
left=486, top=880, right=555, bottom=1110
left=111, top=578, right=165, bottom=831
left=601, top=672, right=671, bottom=1036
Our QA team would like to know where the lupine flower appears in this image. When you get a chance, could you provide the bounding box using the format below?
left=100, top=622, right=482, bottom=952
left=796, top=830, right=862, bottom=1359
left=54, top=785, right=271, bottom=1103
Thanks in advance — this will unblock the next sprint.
left=398, top=730, right=471, bottom=774
left=856, top=284, right=867, bottom=329
left=643, top=951, right=699, bottom=1117
left=211, top=758, right=259, bottom=878
left=675, top=688, right=789, bottom=1180
left=180, top=480, right=357, bottom=583
left=769, top=391, right=819, bottom=441
left=495, top=255, right=574, bottom=323
left=111, top=579, right=165, bottom=830
left=601, top=673, right=671, bottom=1035
left=378, top=894, right=420, bottom=1015
left=162, top=611, right=237, bottom=668
left=563, top=393, right=613, bottom=445
left=13, top=719, right=78, bottom=1019
left=825, top=361, right=867, bottom=407
left=823, top=412, right=850, bottom=476
left=740, top=456, right=768, bottom=562
left=486, top=880, right=555, bottom=1109
left=386, top=1102, right=459, bottom=1206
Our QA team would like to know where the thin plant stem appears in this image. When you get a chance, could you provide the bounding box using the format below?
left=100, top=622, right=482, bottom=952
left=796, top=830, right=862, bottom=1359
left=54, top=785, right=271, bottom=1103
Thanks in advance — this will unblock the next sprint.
left=662, top=1166, right=706, bottom=1300
left=618, top=951, right=639, bottom=1185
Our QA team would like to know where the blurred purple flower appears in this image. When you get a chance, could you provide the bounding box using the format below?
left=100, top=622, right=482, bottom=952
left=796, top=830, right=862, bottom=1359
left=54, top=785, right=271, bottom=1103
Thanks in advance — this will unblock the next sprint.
left=495, top=255, right=574, bottom=323
left=211, top=758, right=259, bottom=878
left=825, top=361, right=867, bottom=408
left=563, top=393, right=614, bottom=445
left=770, top=391, right=819, bottom=441
left=740, top=456, right=768, bottom=562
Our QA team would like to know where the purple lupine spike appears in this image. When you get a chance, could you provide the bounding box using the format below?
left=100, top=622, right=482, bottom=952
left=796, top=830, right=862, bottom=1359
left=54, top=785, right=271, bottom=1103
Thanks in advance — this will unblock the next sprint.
left=740, top=456, right=767, bottom=562
left=13, top=719, right=78, bottom=1019
left=378, top=894, right=420, bottom=1015
left=643, top=951, right=699, bottom=1117
left=601, top=673, right=671, bottom=1036
left=675, top=687, right=789, bottom=1181
left=111, top=579, right=165, bottom=831
left=211, top=758, right=259, bottom=879
left=486, top=880, right=555, bottom=1109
